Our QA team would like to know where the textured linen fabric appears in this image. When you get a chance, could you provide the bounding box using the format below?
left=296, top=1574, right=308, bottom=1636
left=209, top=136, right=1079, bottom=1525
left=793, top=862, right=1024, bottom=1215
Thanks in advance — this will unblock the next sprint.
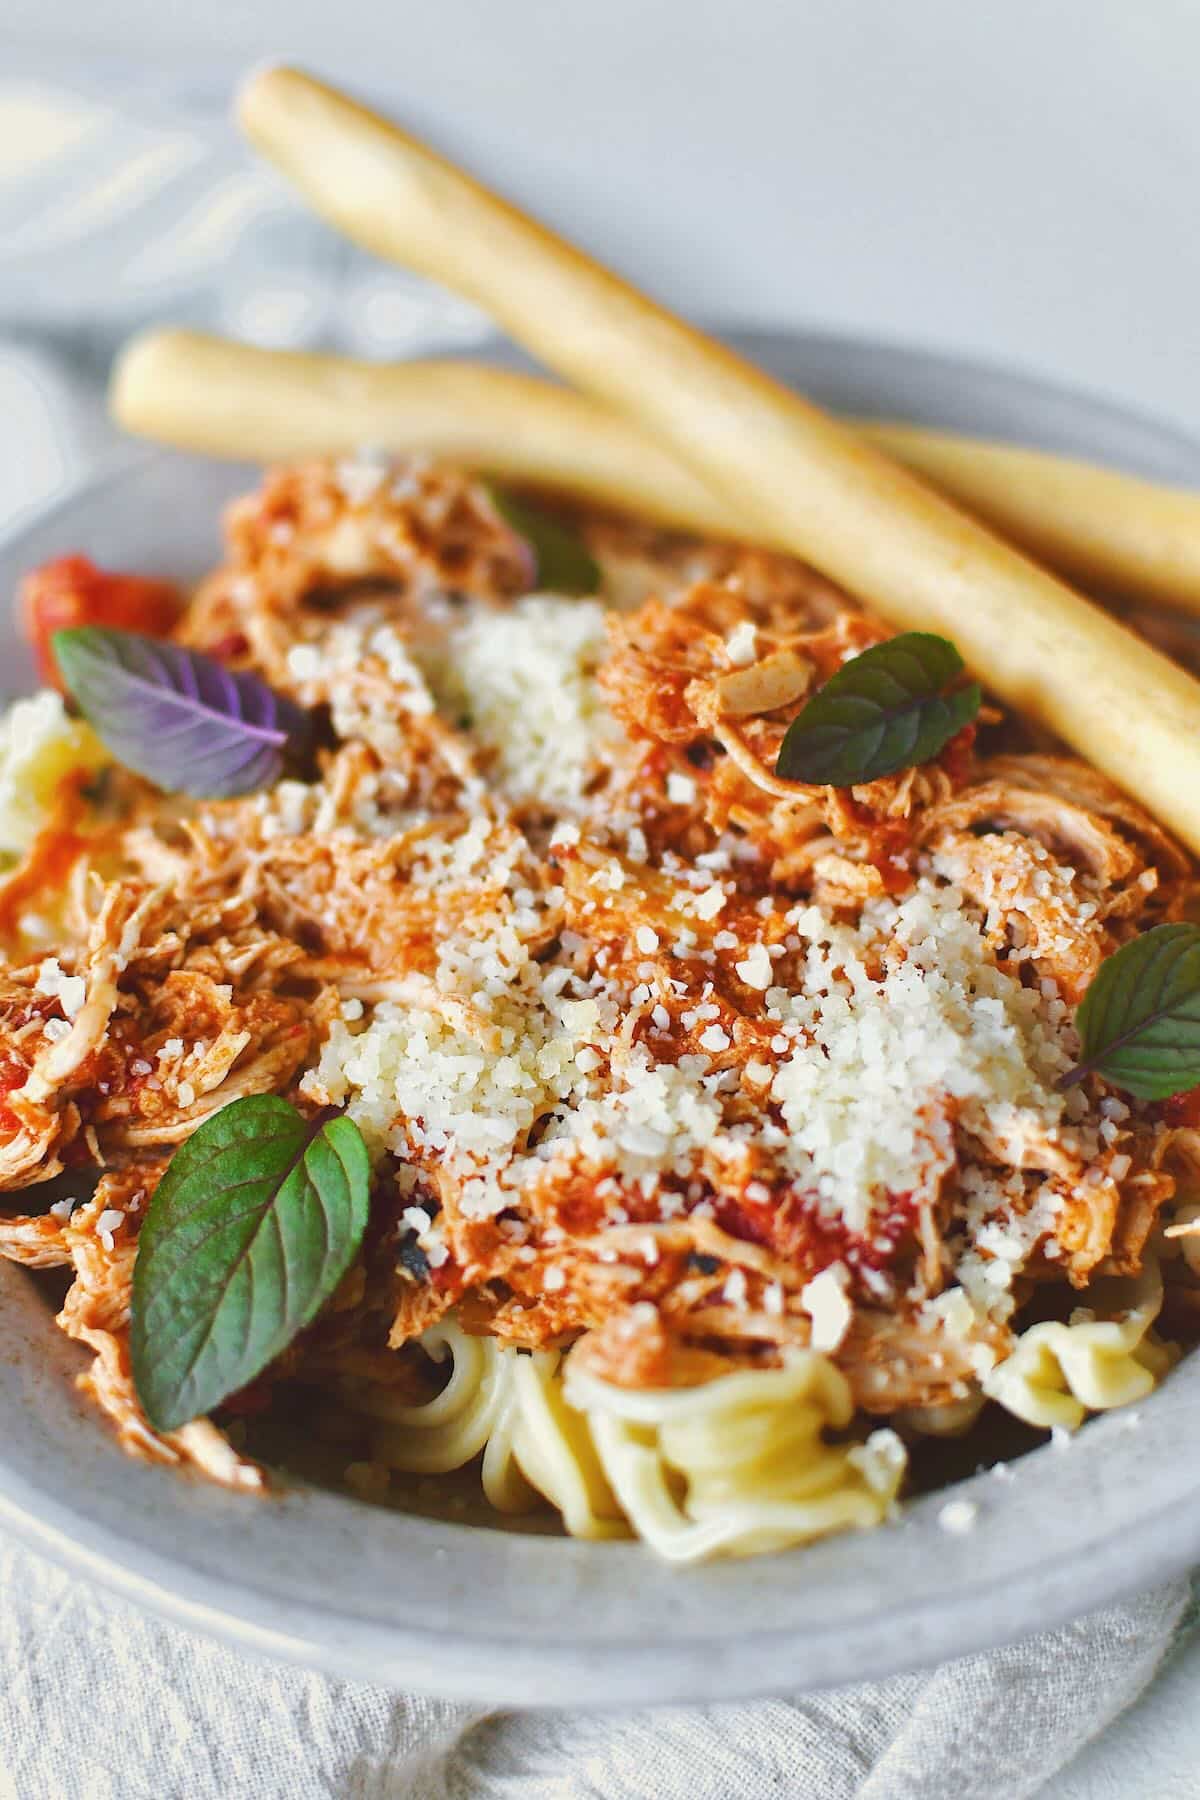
left=0, top=54, right=1195, bottom=1800
left=0, top=1539, right=1189, bottom=1800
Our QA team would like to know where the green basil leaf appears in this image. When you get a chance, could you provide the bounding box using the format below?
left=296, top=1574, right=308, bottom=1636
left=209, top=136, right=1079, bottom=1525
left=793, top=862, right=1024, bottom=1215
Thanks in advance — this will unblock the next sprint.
left=488, top=487, right=600, bottom=595
left=1059, top=923, right=1200, bottom=1100
left=775, top=631, right=981, bottom=786
left=131, top=1095, right=370, bottom=1432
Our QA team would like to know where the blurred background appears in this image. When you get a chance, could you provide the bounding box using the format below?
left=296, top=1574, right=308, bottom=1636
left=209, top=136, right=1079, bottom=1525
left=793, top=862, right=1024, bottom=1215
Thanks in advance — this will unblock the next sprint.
left=3, top=1, right=1200, bottom=534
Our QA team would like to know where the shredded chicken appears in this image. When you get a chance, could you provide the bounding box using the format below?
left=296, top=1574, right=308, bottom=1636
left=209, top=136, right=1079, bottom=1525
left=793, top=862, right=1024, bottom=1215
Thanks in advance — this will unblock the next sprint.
left=2, top=1174, right=263, bottom=1489
left=2, top=454, right=1197, bottom=1489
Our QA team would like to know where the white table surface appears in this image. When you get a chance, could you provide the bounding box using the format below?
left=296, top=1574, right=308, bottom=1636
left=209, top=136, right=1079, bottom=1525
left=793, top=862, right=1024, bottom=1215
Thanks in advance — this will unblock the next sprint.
left=4, top=4, right=1200, bottom=1792
left=7, top=0, right=1200, bottom=437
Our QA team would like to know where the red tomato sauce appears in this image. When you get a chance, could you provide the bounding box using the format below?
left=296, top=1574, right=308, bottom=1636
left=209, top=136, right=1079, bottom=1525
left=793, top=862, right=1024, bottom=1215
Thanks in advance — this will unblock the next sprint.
left=1163, top=1085, right=1200, bottom=1128
left=0, top=1056, right=28, bottom=1136
left=711, top=1182, right=918, bottom=1283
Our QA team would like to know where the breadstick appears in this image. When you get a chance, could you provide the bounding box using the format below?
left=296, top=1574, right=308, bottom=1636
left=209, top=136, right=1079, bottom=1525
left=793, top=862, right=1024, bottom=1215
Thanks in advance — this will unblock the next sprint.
left=237, top=67, right=1200, bottom=853
left=113, top=327, right=1200, bottom=617
left=110, top=329, right=731, bottom=535
left=863, top=422, right=1200, bottom=616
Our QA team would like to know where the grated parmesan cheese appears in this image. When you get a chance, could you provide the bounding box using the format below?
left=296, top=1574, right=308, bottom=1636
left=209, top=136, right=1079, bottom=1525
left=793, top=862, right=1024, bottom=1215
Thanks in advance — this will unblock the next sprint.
left=304, top=910, right=606, bottom=1215
left=694, top=885, right=726, bottom=921
left=848, top=1428, right=907, bottom=1497
left=309, top=870, right=1082, bottom=1273
left=95, top=1208, right=124, bottom=1252
left=34, top=957, right=86, bottom=1019
left=735, top=944, right=772, bottom=990
left=937, top=1499, right=979, bottom=1536
left=724, top=621, right=757, bottom=666
left=801, top=1264, right=853, bottom=1351
left=334, top=451, right=390, bottom=507
left=425, top=595, right=618, bottom=808
left=768, top=881, right=1080, bottom=1235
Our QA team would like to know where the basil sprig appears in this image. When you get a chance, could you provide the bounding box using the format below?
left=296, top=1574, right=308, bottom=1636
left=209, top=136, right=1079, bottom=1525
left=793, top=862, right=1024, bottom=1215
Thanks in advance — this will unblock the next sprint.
left=1059, top=924, right=1200, bottom=1100
left=53, top=627, right=309, bottom=799
left=775, top=631, right=981, bottom=786
left=488, top=487, right=600, bottom=595
left=131, top=1096, right=370, bottom=1432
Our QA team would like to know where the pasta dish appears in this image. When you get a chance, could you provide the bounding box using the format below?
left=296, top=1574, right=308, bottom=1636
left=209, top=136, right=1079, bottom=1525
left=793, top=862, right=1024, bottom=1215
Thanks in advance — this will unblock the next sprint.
left=3, top=66, right=1200, bottom=1565
left=3, top=456, right=1196, bottom=1560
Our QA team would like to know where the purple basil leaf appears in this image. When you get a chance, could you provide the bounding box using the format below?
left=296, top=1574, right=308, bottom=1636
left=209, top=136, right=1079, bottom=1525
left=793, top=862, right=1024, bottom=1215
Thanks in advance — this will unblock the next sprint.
left=52, top=627, right=309, bottom=799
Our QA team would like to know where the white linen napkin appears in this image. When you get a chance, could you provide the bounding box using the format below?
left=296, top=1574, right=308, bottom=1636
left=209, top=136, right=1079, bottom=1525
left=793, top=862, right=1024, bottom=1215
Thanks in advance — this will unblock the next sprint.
left=0, top=1540, right=1189, bottom=1800
left=0, top=56, right=1195, bottom=1800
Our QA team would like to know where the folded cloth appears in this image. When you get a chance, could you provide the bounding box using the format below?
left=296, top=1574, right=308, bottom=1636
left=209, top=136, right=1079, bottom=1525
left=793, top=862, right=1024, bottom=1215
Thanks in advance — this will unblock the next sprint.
left=0, top=53, right=1195, bottom=1800
left=0, top=1540, right=1188, bottom=1800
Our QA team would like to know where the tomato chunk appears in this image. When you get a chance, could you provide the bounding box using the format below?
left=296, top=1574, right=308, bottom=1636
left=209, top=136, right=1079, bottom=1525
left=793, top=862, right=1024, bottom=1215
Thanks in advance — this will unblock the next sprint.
left=20, top=555, right=181, bottom=689
left=1164, top=1085, right=1200, bottom=1128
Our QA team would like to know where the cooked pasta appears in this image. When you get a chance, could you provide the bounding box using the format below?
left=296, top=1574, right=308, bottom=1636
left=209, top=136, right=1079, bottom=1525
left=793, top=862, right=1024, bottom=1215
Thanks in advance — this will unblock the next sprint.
left=564, top=1356, right=905, bottom=1562
left=357, top=1314, right=903, bottom=1560
left=362, top=1317, right=626, bottom=1535
left=2, top=451, right=1198, bottom=1560
left=982, top=1261, right=1170, bottom=1431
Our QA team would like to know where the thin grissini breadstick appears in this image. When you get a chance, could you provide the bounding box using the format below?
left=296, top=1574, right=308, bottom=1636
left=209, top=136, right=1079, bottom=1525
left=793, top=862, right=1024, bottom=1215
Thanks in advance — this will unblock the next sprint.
left=113, top=327, right=1200, bottom=619
left=863, top=422, right=1200, bottom=618
left=237, top=66, right=1200, bottom=852
left=110, top=328, right=732, bottom=535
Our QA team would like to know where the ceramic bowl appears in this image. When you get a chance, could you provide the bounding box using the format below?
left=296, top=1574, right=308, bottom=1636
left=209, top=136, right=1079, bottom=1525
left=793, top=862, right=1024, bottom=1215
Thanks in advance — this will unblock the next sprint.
left=3, top=331, right=1200, bottom=1705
